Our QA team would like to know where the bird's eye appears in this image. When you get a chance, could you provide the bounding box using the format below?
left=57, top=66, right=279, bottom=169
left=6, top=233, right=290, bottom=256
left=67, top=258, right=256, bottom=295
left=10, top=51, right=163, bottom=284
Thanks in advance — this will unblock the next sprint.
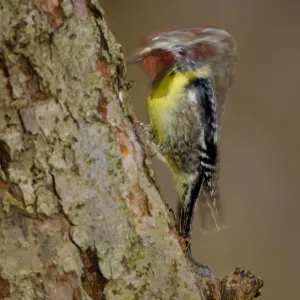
left=179, top=48, right=187, bottom=56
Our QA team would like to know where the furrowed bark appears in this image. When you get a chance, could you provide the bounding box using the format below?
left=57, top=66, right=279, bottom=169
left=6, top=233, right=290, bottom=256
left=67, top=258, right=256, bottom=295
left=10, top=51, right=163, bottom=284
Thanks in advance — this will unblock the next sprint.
left=0, top=1, right=263, bottom=299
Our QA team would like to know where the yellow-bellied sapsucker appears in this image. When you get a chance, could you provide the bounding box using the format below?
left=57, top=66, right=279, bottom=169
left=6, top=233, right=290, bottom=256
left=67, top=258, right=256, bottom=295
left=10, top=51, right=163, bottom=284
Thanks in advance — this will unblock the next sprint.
left=127, top=27, right=237, bottom=245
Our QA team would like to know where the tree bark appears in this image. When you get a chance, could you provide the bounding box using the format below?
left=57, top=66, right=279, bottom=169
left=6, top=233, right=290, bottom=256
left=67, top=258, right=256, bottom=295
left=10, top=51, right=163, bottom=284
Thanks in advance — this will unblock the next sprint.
left=0, top=1, right=263, bottom=299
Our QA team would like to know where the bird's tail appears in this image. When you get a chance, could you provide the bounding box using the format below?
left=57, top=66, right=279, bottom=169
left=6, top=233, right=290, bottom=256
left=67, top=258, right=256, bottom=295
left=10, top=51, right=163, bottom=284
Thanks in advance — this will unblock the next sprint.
left=196, top=184, right=227, bottom=234
left=175, top=172, right=227, bottom=239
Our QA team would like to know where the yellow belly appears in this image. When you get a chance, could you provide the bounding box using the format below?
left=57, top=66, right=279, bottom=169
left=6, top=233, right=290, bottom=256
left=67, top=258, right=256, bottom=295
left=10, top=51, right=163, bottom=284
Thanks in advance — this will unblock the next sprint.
left=147, top=66, right=211, bottom=143
left=147, top=72, right=189, bottom=143
left=147, top=95, right=176, bottom=143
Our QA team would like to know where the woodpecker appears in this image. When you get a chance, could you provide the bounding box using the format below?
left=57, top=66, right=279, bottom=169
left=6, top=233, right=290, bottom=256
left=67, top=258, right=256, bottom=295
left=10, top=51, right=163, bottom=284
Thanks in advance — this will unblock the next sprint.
left=127, top=27, right=237, bottom=243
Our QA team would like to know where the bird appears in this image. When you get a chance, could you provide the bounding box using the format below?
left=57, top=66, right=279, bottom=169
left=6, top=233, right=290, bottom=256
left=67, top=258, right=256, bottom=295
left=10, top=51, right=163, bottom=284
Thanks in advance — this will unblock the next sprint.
left=127, top=26, right=237, bottom=246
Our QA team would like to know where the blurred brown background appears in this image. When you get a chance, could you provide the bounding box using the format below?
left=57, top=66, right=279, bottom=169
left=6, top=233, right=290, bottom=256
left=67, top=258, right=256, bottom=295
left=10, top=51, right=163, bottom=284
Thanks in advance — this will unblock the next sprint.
left=102, top=1, right=300, bottom=299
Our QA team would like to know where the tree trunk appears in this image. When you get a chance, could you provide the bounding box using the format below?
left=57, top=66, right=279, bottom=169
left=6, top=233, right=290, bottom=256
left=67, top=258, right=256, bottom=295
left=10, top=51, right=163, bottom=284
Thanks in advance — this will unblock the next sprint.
left=0, top=1, right=263, bottom=299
